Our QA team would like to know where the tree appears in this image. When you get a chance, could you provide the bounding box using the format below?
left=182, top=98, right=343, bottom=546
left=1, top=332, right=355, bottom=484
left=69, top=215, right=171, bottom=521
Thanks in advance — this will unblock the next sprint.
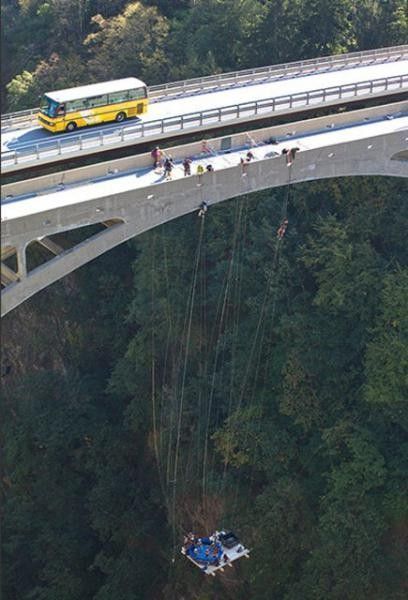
left=84, top=1, right=170, bottom=83
left=6, top=53, right=88, bottom=110
left=364, top=269, right=408, bottom=428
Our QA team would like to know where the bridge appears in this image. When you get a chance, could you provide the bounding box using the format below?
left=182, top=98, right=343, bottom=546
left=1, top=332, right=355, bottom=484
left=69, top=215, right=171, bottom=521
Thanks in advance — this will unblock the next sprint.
left=1, top=47, right=407, bottom=316
left=2, top=45, right=407, bottom=173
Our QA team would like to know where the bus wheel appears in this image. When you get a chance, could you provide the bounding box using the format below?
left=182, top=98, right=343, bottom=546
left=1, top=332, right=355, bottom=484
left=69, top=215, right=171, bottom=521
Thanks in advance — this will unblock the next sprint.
left=115, top=112, right=126, bottom=123
left=66, top=122, right=77, bottom=132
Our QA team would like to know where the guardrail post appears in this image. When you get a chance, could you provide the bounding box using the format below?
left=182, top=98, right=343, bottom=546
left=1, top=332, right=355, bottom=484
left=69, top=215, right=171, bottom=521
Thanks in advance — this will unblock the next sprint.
left=254, top=101, right=258, bottom=115
left=181, top=116, right=184, bottom=130
left=36, top=144, right=40, bottom=159
left=14, top=151, right=18, bottom=165
left=354, top=83, right=357, bottom=96
left=99, top=132, right=103, bottom=146
left=289, top=94, right=293, bottom=108
left=141, top=122, right=145, bottom=137
left=120, top=128, right=124, bottom=141
left=79, top=136, right=83, bottom=150
left=58, top=141, right=62, bottom=155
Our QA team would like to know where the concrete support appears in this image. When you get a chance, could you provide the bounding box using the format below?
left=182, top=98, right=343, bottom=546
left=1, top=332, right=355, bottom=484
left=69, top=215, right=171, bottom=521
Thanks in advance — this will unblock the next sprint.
left=38, top=236, right=64, bottom=255
left=16, top=246, right=27, bottom=279
left=1, top=262, right=19, bottom=285
left=102, top=219, right=123, bottom=227
left=1, top=246, right=16, bottom=261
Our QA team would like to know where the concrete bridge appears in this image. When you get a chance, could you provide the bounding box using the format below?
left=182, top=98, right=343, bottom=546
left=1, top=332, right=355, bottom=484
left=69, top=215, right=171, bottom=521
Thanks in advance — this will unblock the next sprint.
left=2, top=45, right=407, bottom=173
left=2, top=102, right=407, bottom=316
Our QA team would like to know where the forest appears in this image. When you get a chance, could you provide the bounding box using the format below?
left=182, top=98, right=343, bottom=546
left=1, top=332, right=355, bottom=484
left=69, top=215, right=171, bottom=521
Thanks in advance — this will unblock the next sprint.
left=1, top=1, right=407, bottom=599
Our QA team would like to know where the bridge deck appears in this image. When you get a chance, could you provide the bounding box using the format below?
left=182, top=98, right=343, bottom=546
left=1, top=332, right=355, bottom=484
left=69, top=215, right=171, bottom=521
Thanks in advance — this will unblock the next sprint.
left=1, top=103, right=406, bottom=317
left=3, top=110, right=407, bottom=223
left=2, top=58, right=407, bottom=172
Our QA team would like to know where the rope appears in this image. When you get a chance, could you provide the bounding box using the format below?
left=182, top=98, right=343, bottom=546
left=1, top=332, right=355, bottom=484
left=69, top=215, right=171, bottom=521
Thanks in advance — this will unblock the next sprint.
left=221, top=200, right=248, bottom=486
left=201, top=199, right=246, bottom=509
left=246, top=132, right=265, bottom=148
left=229, top=159, right=295, bottom=520
left=150, top=233, right=166, bottom=503
left=171, top=216, right=205, bottom=562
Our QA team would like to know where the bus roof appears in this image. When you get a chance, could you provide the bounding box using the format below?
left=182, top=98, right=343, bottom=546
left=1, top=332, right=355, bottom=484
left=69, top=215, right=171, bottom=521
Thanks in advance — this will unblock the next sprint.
left=46, top=78, right=146, bottom=103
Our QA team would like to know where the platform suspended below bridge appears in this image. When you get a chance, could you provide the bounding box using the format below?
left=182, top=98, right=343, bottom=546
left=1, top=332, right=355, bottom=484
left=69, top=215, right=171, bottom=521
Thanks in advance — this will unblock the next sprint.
left=181, top=530, right=250, bottom=576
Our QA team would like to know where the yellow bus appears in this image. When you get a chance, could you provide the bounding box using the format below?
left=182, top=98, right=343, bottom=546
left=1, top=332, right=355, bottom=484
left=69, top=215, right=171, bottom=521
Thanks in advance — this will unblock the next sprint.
left=37, top=77, right=148, bottom=133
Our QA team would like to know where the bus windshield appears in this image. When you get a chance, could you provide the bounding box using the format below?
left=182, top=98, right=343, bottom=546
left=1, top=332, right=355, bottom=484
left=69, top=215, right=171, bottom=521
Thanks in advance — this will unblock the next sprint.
left=40, top=96, right=61, bottom=118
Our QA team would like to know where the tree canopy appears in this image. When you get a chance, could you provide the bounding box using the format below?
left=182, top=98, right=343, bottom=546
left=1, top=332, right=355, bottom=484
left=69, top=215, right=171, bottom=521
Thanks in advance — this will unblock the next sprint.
left=1, top=2, right=407, bottom=598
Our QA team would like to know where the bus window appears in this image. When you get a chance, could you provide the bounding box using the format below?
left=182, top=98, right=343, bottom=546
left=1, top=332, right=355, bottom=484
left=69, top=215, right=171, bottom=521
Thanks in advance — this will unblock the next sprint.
left=129, top=88, right=147, bottom=100
left=87, top=94, right=108, bottom=108
left=108, top=90, right=131, bottom=104
left=40, top=96, right=60, bottom=118
left=66, top=98, right=87, bottom=112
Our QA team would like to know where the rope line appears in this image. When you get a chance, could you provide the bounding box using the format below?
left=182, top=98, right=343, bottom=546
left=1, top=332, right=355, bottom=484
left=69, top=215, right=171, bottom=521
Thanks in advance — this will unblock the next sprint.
left=171, top=216, right=205, bottom=562
left=229, top=160, right=294, bottom=520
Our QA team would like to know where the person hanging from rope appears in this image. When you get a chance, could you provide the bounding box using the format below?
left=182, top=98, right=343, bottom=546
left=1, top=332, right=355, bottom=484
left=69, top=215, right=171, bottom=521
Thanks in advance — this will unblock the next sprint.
left=151, top=146, right=163, bottom=169
left=198, top=201, right=208, bottom=218
left=277, top=218, right=288, bottom=239
left=282, top=146, right=299, bottom=166
left=240, top=156, right=248, bottom=175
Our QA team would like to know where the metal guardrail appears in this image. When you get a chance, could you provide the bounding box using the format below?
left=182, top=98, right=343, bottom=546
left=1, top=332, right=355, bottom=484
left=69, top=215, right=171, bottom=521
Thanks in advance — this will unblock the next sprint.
left=2, top=44, right=407, bottom=130
left=148, top=44, right=408, bottom=96
left=2, top=73, right=407, bottom=172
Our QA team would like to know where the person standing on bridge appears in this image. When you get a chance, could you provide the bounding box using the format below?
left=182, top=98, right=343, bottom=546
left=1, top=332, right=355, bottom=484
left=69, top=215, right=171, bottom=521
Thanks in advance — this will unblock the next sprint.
left=196, top=163, right=205, bottom=184
left=151, top=146, right=163, bottom=169
left=183, top=157, right=192, bottom=176
left=164, top=156, right=174, bottom=180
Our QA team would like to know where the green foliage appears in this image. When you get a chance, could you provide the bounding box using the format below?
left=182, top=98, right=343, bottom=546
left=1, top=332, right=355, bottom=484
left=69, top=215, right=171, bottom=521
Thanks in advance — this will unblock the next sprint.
left=84, top=2, right=170, bottom=83
left=2, top=1, right=408, bottom=598
left=6, top=70, right=34, bottom=109
left=6, top=54, right=88, bottom=110
left=364, top=269, right=408, bottom=426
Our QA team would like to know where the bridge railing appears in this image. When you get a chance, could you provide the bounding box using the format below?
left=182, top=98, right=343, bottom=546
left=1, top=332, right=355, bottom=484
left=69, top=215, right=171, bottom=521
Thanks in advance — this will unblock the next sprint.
left=148, top=44, right=408, bottom=99
left=2, top=73, right=407, bottom=170
left=1, top=45, right=407, bottom=130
